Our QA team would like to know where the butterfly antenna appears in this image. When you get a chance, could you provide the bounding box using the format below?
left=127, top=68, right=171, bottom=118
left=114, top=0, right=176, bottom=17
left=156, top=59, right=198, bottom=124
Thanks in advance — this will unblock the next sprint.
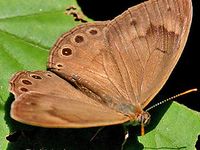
left=145, top=88, right=198, bottom=112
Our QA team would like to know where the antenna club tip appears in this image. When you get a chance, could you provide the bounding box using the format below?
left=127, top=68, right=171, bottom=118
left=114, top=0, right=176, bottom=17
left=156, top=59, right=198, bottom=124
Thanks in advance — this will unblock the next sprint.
left=193, top=88, right=198, bottom=91
left=182, top=88, right=198, bottom=95
left=188, top=88, right=198, bottom=93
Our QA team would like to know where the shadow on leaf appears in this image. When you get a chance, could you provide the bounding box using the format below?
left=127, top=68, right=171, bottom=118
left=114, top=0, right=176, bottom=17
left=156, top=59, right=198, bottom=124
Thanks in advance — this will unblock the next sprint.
left=145, top=102, right=173, bottom=133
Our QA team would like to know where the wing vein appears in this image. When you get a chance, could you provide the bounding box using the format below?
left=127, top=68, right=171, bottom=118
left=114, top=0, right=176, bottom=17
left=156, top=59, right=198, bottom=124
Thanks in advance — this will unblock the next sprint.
left=102, top=53, right=126, bottom=98
left=111, top=20, right=136, bottom=101
left=173, top=0, right=182, bottom=52
left=140, top=4, right=151, bottom=56
left=156, top=0, right=165, bottom=53
left=127, top=9, right=145, bottom=70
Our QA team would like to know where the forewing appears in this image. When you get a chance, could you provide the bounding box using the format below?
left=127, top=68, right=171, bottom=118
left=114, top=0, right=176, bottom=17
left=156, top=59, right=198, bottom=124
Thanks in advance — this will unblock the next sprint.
left=48, top=22, right=134, bottom=113
left=105, top=0, right=192, bottom=108
left=10, top=71, right=129, bottom=127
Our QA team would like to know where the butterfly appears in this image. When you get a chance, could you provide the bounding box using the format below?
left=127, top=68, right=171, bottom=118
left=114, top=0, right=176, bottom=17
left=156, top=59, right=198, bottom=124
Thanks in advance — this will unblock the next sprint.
left=9, top=0, right=192, bottom=135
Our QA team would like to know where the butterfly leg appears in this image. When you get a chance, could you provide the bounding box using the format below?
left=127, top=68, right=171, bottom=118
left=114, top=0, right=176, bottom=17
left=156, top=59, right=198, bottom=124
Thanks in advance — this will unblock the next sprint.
left=90, top=127, right=105, bottom=142
left=121, top=125, right=129, bottom=150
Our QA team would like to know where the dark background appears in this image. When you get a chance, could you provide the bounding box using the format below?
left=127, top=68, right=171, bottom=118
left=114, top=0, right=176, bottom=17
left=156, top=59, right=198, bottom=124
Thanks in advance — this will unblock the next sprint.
left=77, top=0, right=200, bottom=148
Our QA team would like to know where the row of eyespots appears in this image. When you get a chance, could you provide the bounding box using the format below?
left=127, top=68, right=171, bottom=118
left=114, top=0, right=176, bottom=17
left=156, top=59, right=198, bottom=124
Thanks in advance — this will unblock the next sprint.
left=61, top=27, right=100, bottom=57
left=73, top=28, right=100, bottom=44
left=19, top=73, right=52, bottom=92
left=62, top=48, right=72, bottom=56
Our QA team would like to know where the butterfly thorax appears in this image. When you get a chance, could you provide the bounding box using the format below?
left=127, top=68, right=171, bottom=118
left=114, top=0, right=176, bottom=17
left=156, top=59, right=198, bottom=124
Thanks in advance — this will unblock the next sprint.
left=135, top=111, right=151, bottom=126
left=125, top=111, right=151, bottom=127
left=112, top=101, right=150, bottom=126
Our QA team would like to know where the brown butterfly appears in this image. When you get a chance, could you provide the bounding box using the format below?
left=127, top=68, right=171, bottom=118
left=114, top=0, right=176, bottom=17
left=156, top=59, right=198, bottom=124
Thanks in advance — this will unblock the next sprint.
left=9, top=0, right=192, bottom=135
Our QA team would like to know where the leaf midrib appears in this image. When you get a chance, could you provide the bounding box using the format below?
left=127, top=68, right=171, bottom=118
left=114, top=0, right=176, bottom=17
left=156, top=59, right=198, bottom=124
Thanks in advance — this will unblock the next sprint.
left=0, top=9, right=65, bottom=20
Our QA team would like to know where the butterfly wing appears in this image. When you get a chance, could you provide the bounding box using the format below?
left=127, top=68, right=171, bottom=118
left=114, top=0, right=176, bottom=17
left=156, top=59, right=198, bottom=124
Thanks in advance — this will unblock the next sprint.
left=48, top=22, right=136, bottom=114
left=9, top=0, right=192, bottom=128
left=105, top=0, right=192, bottom=108
left=48, top=0, right=192, bottom=115
left=10, top=71, right=129, bottom=127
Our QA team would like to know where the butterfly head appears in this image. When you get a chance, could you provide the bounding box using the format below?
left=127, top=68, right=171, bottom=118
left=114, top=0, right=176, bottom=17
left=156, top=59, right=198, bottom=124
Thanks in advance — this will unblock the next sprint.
left=126, top=111, right=150, bottom=126
left=124, top=111, right=151, bottom=135
left=135, top=111, right=151, bottom=136
left=136, top=111, right=151, bottom=126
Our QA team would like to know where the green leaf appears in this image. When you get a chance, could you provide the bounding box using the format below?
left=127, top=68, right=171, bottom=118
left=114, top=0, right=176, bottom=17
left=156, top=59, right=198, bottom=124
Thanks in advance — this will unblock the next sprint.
left=0, top=0, right=199, bottom=150
left=124, top=102, right=200, bottom=150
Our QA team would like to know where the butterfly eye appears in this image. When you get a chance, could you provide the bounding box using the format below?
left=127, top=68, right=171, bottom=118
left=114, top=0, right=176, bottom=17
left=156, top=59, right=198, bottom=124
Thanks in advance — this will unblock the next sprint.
left=74, top=35, right=84, bottom=43
left=20, top=87, right=28, bottom=92
left=21, top=79, right=32, bottom=85
left=87, top=27, right=100, bottom=36
left=46, top=73, right=52, bottom=77
left=26, top=101, right=37, bottom=106
left=130, top=19, right=137, bottom=26
left=62, top=48, right=72, bottom=56
left=57, top=64, right=63, bottom=68
left=167, top=7, right=171, bottom=12
left=31, top=74, right=42, bottom=79
left=89, top=29, right=98, bottom=35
